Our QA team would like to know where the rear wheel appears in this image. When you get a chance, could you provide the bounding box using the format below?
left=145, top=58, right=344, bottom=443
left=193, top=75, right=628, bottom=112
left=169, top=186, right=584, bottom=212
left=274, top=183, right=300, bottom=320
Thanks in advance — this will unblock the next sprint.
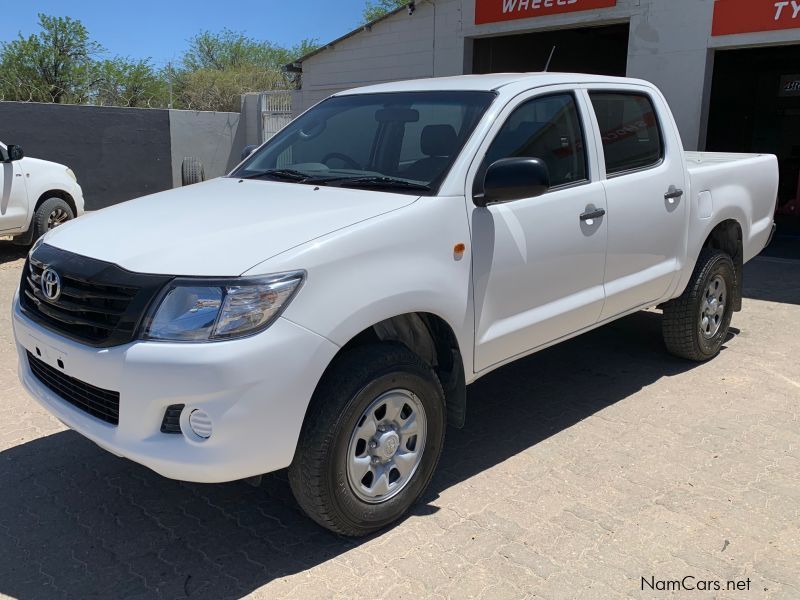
left=662, top=249, right=735, bottom=361
left=289, top=343, right=446, bottom=536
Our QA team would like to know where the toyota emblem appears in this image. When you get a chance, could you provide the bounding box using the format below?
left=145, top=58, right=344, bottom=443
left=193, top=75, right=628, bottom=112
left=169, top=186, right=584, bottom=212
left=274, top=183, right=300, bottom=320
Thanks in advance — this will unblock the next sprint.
left=40, top=268, right=62, bottom=302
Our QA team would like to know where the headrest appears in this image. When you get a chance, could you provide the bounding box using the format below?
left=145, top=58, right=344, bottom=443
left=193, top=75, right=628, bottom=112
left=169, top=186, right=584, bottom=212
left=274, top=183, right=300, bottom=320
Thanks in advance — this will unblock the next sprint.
left=421, top=124, right=458, bottom=157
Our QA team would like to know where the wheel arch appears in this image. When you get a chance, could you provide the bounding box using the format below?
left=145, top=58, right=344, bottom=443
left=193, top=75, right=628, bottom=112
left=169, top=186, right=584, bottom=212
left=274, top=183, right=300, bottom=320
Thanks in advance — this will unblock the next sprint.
left=35, top=189, right=77, bottom=216
left=700, top=219, right=743, bottom=311
left=327, top=312, right=468, bottom=428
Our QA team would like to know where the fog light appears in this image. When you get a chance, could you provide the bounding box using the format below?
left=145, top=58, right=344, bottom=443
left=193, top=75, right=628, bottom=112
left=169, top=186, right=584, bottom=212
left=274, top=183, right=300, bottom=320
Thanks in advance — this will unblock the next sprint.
left=188, top=409, right=213, bottom=439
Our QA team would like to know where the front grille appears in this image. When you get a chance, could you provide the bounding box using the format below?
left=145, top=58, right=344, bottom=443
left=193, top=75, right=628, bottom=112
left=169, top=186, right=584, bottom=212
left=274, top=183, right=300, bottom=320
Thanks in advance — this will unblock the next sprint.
left=27, top=351, right=120, bottom=425
left=24, top=256, right=137, bottom=342
left=19, top=244, right=172, bottom=347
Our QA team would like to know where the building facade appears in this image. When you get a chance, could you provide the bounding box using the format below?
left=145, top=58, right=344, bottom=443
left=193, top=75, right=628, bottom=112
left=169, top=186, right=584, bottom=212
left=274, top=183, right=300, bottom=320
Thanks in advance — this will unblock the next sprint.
left=291, top=0, right=800, bottom=214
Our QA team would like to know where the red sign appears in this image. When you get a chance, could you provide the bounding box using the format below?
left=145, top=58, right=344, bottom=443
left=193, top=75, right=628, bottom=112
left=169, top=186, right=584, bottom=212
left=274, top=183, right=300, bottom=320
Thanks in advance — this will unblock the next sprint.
left=712, top=0, right=800, bottom=36
left=475, top=0, right=617, bottom=26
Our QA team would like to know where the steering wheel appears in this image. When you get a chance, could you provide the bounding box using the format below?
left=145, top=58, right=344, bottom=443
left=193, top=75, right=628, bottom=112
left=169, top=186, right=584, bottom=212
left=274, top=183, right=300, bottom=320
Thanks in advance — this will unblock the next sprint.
left=321, top=152, right=361, bottom=170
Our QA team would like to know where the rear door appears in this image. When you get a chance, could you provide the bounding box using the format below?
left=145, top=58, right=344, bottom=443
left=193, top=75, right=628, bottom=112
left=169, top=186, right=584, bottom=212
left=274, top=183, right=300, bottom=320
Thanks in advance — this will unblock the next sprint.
left=469, top=87, right=608, bottom=372
left=584, top=86, right=687, bottom=319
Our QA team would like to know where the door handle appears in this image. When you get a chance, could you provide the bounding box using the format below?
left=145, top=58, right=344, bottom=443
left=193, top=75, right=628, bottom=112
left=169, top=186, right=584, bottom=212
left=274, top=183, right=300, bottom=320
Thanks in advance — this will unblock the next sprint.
left=579, top=208, right=606, bottom=221
left=664, top=188, right=684, bottom=200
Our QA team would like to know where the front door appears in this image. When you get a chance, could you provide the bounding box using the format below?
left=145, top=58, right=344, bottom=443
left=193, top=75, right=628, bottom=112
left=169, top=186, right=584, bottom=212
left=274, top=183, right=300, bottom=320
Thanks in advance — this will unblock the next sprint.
left=470, top=90, right=608, bottom=372
left=0, top=150, right=29, bottom=232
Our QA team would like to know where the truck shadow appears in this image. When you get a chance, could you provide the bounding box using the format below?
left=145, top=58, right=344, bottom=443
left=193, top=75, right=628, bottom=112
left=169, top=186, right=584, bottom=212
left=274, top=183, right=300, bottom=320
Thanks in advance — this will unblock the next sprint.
left=0, top=241, right=27, bottom=267
left=0, top=309, right=713, bottom=599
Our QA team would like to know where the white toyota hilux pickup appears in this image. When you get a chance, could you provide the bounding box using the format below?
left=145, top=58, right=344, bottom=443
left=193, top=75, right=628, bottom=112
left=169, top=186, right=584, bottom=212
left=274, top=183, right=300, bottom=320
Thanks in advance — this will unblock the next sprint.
left=12, top=74, right=777, bottom=535
left=1, top=141, right=84, bottom=244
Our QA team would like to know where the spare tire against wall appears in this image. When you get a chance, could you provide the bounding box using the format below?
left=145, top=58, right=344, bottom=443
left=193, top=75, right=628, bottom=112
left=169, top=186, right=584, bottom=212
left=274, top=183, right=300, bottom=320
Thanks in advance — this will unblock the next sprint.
left=181, top=157, right=205, bottom=186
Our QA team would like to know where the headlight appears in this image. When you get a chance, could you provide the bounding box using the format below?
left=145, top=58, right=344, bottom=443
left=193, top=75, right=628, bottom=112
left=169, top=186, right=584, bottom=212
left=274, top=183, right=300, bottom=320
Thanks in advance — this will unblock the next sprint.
left=65, top=168, right=77, bottom=182
left=142, top=271, right=304, bottom=342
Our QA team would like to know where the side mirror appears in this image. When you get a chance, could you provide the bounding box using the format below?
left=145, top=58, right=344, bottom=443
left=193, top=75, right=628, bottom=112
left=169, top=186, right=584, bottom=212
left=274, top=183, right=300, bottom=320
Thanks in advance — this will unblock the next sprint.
left=4, top=144, right=24, bottom=162
left=474, top=157, right=550, bottom=207
left=241, top=144, right=258, bottom=161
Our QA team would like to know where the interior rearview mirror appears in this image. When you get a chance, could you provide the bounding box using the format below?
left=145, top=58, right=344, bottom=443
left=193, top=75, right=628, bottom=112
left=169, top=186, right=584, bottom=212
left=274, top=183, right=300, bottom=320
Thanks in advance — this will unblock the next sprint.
left=5, top=144, right=24, bottom=162
left=375, top=107, right=420, bottom=123
left=241, top=144, right=258, bottom=161
left=474, top=157, right=550, bottom=207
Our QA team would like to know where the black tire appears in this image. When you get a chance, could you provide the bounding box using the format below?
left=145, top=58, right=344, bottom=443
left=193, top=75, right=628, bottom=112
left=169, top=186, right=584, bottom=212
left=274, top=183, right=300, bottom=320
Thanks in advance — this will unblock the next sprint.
left=181, top=157, right=205, bottom=186
left=662, top=249, right=736, bottom=361
left=33, top=197, right=74, bottom=241
left=288, top=343, right=446, bottom=537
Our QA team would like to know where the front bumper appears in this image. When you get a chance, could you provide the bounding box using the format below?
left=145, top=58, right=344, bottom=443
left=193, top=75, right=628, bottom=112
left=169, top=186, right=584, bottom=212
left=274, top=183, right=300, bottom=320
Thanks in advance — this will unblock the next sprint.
left=13, top=296, right=339, bottom=483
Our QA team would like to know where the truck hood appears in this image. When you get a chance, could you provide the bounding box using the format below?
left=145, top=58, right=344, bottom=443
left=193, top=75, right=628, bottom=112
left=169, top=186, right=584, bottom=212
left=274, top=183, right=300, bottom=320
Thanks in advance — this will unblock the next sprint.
left=22, top=156, right=69, bottom=171
left=44, top=177, right=418, bottom=276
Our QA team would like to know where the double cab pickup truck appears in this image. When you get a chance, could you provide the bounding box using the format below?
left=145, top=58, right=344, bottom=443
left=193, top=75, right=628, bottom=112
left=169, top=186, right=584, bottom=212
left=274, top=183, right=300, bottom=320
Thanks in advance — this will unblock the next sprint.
left=1, top=141, right=84, bottom=244
left=13, top=74, right=778, bottom=535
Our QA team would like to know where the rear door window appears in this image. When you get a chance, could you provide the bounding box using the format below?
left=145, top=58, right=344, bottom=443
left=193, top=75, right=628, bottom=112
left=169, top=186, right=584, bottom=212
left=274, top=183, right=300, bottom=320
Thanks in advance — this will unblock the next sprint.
left=589, top=92, right=663, bottom=175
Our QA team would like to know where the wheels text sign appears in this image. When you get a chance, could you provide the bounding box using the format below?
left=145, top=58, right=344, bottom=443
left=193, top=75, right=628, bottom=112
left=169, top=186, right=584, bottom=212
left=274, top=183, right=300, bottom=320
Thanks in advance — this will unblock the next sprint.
left=712, top=0, right=800, bottom=36
left=475, top=0, right=617, bottom=26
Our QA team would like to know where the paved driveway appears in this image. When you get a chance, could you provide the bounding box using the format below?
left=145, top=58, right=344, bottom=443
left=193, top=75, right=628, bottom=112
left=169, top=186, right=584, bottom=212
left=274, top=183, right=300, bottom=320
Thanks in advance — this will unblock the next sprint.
left=0, top=242, right=798, bottom=599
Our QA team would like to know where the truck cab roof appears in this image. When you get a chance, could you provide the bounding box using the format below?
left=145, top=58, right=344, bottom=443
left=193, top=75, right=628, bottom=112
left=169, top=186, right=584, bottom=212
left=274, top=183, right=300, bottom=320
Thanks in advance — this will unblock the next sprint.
left=334, top=72, right=654, bottom=96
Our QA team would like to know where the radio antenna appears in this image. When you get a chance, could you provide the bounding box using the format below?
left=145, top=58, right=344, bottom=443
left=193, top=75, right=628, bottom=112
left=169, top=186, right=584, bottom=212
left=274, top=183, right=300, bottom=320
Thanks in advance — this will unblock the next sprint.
left=544, top=46, right=556, bottom=72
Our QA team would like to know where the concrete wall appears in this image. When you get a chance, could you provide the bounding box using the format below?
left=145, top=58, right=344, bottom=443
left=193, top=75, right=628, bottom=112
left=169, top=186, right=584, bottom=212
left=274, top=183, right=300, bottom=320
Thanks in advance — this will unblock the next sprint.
left=0, top=102, right=172, bottom=210
left=0, top=101, right=248, bottom=210
left=297, top=0, right=800, bottom=152
left=240, top=93, right=266, bottom=146
left=168, top=109, right=244, bottom=188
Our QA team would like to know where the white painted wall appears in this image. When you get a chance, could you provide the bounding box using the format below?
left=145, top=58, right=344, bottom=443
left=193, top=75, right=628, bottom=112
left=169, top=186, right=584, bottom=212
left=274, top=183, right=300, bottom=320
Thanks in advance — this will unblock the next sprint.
left=296, top=0, right=800, bottom=150
left=295, top=0, right=463, bottom=113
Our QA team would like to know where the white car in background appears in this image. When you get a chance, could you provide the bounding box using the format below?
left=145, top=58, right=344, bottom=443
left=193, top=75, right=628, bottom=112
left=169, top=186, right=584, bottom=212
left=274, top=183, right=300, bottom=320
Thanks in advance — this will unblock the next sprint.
left=1, top=141, right=84, bottom=244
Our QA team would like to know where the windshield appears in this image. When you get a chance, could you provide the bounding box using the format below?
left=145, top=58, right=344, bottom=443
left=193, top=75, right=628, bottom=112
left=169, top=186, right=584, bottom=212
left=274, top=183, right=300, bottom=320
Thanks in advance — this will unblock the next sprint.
left=231, top=91, right=496, bottom=194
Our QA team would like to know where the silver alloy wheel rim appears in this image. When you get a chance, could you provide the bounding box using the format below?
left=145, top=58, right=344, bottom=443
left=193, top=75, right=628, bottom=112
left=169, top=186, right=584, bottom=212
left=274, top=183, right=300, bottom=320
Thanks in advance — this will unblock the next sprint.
left=47, top=208, right=70, bottom=229
left=700, top=274, right=727, bottom=339
left=346, top=388, right=427, bottom=504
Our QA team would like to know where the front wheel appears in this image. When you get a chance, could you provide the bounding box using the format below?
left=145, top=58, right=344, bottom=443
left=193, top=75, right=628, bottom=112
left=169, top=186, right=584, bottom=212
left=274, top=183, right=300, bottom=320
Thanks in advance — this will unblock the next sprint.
left=662, top=249, right=735, bottom=361
left=33, top=197, right=74, bottom=241
left=288, top=343, right=446, bottom=536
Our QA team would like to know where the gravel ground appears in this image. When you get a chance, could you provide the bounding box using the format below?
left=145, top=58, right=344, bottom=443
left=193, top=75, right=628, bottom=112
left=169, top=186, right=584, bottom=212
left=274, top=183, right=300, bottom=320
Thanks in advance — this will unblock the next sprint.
left=0, top=241, right=798, bottom=599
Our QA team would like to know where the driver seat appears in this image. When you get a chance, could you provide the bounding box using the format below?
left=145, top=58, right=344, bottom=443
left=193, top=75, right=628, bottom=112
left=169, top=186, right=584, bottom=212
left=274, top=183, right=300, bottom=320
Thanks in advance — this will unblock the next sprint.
left=403, top=124, right=458, bottom=181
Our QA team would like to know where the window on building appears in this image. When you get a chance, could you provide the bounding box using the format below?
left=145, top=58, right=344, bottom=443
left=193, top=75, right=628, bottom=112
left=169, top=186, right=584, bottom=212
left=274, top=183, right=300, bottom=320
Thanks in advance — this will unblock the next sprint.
left=478, top=93, right=587, bottom=190
left=589, top=92, right=664, bottom=175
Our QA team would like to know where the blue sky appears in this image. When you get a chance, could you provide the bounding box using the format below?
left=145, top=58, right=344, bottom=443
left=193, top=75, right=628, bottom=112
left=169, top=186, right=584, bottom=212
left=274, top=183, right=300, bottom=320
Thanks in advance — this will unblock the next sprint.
left=0, top=0, right=369, bottom=67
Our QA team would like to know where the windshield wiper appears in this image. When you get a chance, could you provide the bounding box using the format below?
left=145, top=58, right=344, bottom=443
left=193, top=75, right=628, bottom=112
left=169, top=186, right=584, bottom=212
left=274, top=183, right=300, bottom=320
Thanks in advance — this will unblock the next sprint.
left=335, top=176, right=431, bottom=192
left=239, top=168, right=311, bottom=181
left=238, top=170, right=432, bottom=191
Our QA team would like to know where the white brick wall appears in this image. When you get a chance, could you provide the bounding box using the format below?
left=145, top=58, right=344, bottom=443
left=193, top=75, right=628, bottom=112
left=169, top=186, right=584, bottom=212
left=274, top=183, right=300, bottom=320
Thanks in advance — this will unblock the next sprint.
left=296, top=0, right=463, bottom=112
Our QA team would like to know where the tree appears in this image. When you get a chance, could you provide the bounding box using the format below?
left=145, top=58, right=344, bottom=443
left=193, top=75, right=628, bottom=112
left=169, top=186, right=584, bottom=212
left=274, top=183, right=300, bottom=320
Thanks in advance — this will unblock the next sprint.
left=0, top=15, right=319, bottom=111
left=173, top=30, right=318, bottom=111
left=181, top=30, right=317, bottom=75
left=363, top=0, right=406, bottom=22
left=0, top=14, right=102, bottom=103
left=95, top=58, right=168, bottom=108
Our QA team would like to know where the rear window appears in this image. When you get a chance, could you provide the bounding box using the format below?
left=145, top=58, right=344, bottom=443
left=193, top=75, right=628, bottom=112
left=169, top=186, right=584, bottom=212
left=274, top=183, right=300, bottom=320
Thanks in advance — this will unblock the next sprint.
left=589, top=92, right=663, bottom=175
